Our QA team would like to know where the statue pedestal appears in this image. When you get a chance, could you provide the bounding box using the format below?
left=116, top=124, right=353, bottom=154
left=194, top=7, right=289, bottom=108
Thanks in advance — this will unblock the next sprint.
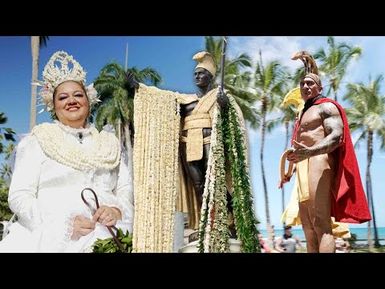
left=178, top=238, right=242, bottom=253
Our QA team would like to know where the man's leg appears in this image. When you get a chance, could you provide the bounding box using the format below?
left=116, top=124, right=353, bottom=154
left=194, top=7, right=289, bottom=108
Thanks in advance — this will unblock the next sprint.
left=180, top=143, right=208, bottom=242
left=309, top=154, right=334, bottom=252
left=299, top=201, right=319, bottom=252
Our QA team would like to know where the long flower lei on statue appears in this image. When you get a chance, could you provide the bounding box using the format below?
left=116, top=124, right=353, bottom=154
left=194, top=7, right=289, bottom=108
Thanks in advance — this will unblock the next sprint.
left=198, top=107, right=229, bottom=252
left=198, top=96, right=261, bottom=253
left=132, top=84, right=180, bottom=252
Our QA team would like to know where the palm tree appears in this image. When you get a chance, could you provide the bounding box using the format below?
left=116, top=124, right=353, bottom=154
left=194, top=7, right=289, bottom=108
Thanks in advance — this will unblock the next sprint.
left=93, top=63, right=161, bottom=196
left=204, top=36, right=258, bottom=125
left=0, top=142, right=14, bottom=177
left=251, top=51, right=289, bottom=241
left=314, top=36, right=362, bottom=102
left=0, top=112, right=16, bottom=222
left=30, top=36, right=49, bottom=131
left=0, top=177, right=13, bottom=221
left=344, top=75, right=385, bottom=249
left=93, top=62, right=161, bottom=148
left=278, top=88, right=299, bottom=216
left=0, top=112, right=15, bottom=155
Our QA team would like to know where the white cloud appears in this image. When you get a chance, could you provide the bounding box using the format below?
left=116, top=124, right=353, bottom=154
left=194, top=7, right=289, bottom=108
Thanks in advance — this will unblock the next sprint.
left=228, top=36, right=382, bottom=86
left=230, top=37, right=304, bottom=71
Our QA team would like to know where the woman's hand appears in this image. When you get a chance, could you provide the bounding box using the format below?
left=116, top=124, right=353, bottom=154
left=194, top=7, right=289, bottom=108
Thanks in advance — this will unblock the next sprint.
left=92, top=205, right=122, bottom=227
left=71, top=215, right=96, bottom=240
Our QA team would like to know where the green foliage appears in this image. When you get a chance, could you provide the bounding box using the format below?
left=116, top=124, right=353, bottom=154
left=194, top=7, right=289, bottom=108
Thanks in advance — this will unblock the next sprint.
left=204, top=36, right=258, bottom=125
left=0, top=112, right=15, bottom=221
left=344, top=76, right=385, bottom=247
left=221, top=97, right=261, bottom=253
left=314, top=36, right=362, bottom=101
left=0, top=179, right=12, bottom=221
left=0, top=112, right=16, bottom=154
left=344, top=75, right=385, bottom=145
left=93, top=62, right=162, bottom=132
left=39, top=36, right=49, bottom=48
left=92, top=228, right=132, bottom=253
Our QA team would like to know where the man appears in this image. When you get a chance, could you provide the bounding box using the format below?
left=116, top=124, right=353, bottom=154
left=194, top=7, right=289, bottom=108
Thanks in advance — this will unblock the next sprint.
left=275, top=225, right=302, bottom=253
left=280, top=51, right=371, bottom=253
left=129, top=51, right=259, bottom=252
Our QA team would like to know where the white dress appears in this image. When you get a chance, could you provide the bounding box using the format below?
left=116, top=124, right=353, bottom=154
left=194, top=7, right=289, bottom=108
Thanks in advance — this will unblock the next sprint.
left=0, top=121, right=134, bottom=252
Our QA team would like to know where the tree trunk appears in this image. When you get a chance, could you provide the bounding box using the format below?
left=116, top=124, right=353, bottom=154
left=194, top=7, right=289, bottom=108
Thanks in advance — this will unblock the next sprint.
left=30, top=36, right=40, bottom=131
left=117, top=119, right=122, bottom=143
left=260, top=99, right=273, bottom=244
left=367, top=169, right=380, bottom=248
left=366, top=131, right=372, bottom=251
left=366, top=131, right=380, bottom=248
left=281, top=121, right=290, bottom=219
left=333, top=88, right=338, bottom=102
left=123, top=124, right=134, bottom=196
left=260, top=118, right=269, bottom=224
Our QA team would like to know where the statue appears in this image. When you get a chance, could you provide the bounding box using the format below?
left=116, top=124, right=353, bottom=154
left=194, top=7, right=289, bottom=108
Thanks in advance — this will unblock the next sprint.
left=130, top=49, right=260, bottom=253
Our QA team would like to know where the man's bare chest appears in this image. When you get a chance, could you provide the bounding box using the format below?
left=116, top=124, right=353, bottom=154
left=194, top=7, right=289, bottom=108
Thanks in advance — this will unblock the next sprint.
left=299, top=106, right=323, bottom=132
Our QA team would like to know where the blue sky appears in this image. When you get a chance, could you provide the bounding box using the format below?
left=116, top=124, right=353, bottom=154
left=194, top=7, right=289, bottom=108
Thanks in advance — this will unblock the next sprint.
left=0, top=36, right=384, bottom=231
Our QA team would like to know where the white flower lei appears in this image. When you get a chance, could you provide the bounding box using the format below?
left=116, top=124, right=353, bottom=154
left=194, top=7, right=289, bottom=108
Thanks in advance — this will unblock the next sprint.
left=132, top=84, right=180, bottom=252
left=32, top=122, right=120, bottom=171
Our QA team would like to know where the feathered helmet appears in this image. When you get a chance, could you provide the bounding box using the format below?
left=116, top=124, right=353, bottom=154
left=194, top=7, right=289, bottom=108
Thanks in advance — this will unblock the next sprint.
left=193, top=51, right=216, bottom=77
left=35, top=51, right=100, bottom=113
left=282, top=51, right=321, bottom=111
left=291, top=50, right=322, bottom=87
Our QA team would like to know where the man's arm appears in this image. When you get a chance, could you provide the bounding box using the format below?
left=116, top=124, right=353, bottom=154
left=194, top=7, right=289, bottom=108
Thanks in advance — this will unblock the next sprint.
left=288, top=102, right=343, bottom=163
left=313, top=102, right=344, bottom=154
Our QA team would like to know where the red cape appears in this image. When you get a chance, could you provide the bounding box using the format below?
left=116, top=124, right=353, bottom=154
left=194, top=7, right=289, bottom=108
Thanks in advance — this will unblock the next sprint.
left=292, top=98, right=371, bottom=223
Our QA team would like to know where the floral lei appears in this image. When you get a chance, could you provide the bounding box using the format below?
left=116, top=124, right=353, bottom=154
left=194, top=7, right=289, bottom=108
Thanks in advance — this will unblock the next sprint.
left=32, top=122, right=120, bottom=171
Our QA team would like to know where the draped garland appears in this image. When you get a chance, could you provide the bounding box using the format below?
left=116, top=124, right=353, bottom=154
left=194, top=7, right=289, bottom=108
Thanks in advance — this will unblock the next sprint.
left=222, top=96, right=261, bottom=252
left=198, top=106, right=229, bottom=252
left=132, top=84, right=181, bottom=252
left=198, top=96, right=261, bottom=253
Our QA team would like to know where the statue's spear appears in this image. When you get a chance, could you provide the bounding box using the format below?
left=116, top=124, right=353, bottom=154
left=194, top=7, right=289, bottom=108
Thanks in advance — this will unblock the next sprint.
left=219, top=36, right=228, bottom=94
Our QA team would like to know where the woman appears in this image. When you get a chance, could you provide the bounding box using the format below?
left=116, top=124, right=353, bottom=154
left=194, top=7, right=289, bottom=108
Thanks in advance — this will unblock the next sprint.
left=0, top=51, right=133, bottom=252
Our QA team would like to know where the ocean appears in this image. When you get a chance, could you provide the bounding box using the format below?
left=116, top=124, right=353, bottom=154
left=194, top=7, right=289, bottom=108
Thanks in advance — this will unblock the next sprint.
left=259, top=226, right=385, bottom=244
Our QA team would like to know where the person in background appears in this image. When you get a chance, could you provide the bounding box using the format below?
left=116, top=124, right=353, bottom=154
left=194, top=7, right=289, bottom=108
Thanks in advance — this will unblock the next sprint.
left=275, top=225, right=302, bottom=253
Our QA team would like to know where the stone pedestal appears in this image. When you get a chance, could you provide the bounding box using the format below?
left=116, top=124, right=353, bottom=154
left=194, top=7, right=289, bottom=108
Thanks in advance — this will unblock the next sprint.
left=173, top=212, right=185, bottom=252
left=178, top=238, right=242, bottom=253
